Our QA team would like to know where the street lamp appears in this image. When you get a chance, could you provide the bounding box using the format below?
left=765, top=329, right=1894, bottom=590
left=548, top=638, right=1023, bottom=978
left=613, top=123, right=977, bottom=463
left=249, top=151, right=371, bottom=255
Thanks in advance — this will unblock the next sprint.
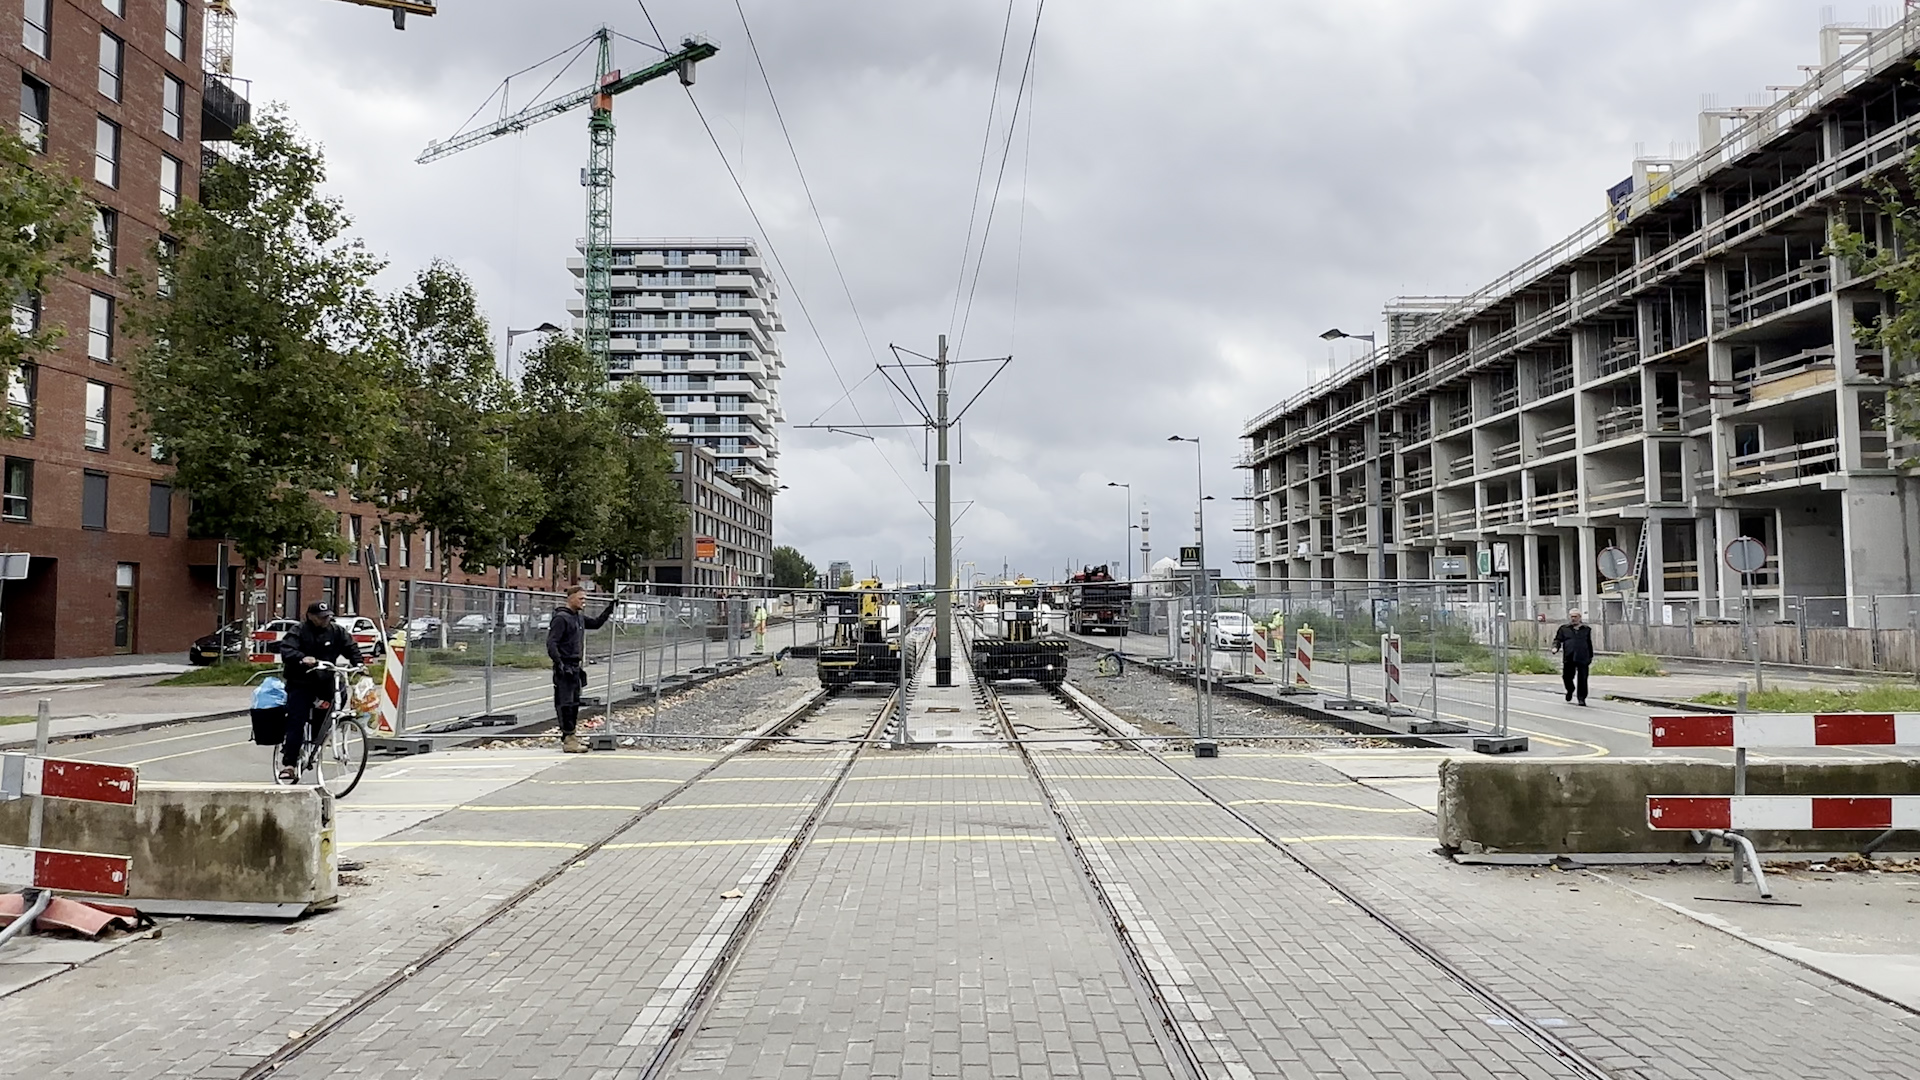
left=504, top=321, right=564, bottom=381
left=1107, top=482, right=1133, bottom=581
left=1168, top=435, right=1215, bottom=757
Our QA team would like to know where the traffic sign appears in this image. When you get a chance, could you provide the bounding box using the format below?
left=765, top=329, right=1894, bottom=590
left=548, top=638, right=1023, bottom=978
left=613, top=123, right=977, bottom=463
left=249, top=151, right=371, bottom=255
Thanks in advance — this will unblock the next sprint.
left=0, top=553, right=28, bottom=580
left=1491, top=542, right=1511, bottom=573
left=1178, top=545, right=1201, bottom=568
left=0, top=845, right=131, bottom=895
left=1476, top=550, right=1492, bottom=575
left=0, top=754, right=137, bottom=805
left=1597, top=544, right=1631, bottom=580
left=1725, top=536, right=1767, bottom=575
left=1433, top=555, right=1467, bottom=577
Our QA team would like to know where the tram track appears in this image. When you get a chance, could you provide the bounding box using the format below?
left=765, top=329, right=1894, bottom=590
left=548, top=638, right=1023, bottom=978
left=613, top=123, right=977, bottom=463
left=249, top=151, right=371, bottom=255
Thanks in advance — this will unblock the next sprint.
left=236, top=682, right=901, bottom=1080
left=980, top=667, right=1622, bottom=1080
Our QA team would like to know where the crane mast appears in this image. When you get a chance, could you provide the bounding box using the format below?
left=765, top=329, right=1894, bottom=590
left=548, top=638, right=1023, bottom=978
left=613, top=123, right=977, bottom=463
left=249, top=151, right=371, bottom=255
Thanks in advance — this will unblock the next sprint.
left=419, top=31, right=717, bottom=373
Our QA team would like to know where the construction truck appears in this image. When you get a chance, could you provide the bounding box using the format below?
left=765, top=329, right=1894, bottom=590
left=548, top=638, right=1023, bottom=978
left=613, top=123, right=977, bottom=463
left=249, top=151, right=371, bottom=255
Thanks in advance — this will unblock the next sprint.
left=972, top=579, right=1069, bottom=686
left=1066, top=564, right=1132, bottom=636
left=816, top=579, right=905, bottom=688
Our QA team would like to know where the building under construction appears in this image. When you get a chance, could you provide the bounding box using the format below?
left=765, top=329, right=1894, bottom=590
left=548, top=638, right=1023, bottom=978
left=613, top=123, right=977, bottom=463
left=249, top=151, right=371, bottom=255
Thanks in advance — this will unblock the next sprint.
left=1240, top=16, right=1920, bottom=629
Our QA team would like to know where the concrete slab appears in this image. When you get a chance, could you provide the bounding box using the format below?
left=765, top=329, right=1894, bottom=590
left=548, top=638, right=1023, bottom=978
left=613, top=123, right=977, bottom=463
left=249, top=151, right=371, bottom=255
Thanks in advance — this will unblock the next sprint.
left=0, top=929, right=152, bottom=999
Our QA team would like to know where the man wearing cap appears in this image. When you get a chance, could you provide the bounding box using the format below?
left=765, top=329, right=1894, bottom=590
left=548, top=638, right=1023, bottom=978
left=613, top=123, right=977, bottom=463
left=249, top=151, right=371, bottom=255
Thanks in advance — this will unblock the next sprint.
left=277, top=602, right=365, bottom=782
left=547, top=585, right=618, bottom=753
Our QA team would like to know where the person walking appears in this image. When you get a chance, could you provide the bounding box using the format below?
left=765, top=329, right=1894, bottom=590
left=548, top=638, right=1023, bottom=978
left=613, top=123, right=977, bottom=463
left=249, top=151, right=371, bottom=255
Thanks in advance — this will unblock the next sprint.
left=547, top=584, right=617, bottom=753
left=1552, top=609, right=1595, bottom=706
left=277, top=602, right=364, bottom=782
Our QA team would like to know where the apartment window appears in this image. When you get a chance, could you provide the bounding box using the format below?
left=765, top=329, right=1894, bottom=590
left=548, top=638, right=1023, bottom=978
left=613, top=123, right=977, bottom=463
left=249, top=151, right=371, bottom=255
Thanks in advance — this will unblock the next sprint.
left=342, top=578, right=360, bottom=614
left=88, top=292, right=112, bottom=361
left=93, top=207, right=117, bottom=275
left=22, top=0, right=48, bottom=57
left=19, top=75, right=47, bottom=152
left=397, top=528, right=409, bottom=568
left=281, top=574, right=301, bottom=619
left=321, top=576, right=338, bottom=610
left=161, top=75, right=183, bottom=139
left=424, top=531, right=434, bottom=570
left=94, top=116, right=119, bottom=187
left=156, top=237, right=177, bottom=297
left=2, top=458, right=30, bottom=521
left=159, top=154, right=181, bottom=213
left=81, top=470, right=107, bottom=530
left=8, top=363, right=34, bottom=436
left=10, top=290, right=35, bottom=335
left=84, top=380, right=109, bottom=450
left=148, top=482, right=170, bottom=535
left=163, top=0, right=185, bottom=59
left=97, top=31, right=122, bottom=101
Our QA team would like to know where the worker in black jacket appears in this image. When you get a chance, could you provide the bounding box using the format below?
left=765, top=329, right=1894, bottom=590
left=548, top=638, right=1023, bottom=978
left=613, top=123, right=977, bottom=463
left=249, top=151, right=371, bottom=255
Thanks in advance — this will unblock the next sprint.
left=548, top=585, right=618, bottom=753
left=277, top=602, right=365, bottom=781
left=1551, top=609, right=1595, bottom=706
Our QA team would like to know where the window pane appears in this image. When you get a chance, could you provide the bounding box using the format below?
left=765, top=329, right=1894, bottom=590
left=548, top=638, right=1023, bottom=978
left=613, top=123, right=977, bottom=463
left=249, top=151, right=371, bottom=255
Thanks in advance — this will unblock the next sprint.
left=159, top=155, right=180, bottom=212
left=11, top=290, right=37, bottom=336
left=8, top=363, right=34, bottom=437
left=101, top=0, right=123, bottom=16
left=94, top=117, right=119, bottom=187
left=18, top=75, right=47, bottom=151
left=93, top=207, right=116, bottom=274
left=3, top=458, right=30, bottom=521
left=98, top=32, right=121, bottom=101
left=82, top=470, right=107, bottom=530
left=22, top=0, right=48, bottom=57
left=161, top=76, right=182, bottom=139
left=164, top=0, right=184, bottom=59
left=88, top=292, right=112, bottom=361
left=85, top=381, right=108, bottom=450
left=148, top=482, right=171, bottom=535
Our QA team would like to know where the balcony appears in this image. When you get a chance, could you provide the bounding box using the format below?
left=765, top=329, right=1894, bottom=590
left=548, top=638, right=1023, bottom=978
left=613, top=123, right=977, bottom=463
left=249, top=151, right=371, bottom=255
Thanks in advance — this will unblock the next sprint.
left=1725, top=438, right=1838, bottom=491
left=1594, top=404, right=1643, bottom=441
left=1445, top=451, right=1475, bottom=480
left=1442, top=505, right=1479, bottom=533
left=1491, top=384, right=1519, bottom=413
left=1535, top=421, right=1577, bottom=456
left=1732, top=346, right=1835, bottom=406
left=1727, top=261, right=1831, bottom=329
left=1482, top=498, right=1524, bottom=526
left=1402, top=465, right=1434, bottom=490
left=202, top=74, right=251, bottom=142
left=1341, top=520, right=1369, bottom=544
left=1488, top=441, right=1522, bottom=469
left=1597, top=338, right=1639, bottom=377
left=1529, top=489, right=1579, bottom=519
left=1587, top=476, right=1645, bottom=512
left=1446, top=403, right=1474, bottom=431
left=1535, top=365, right=1574, bottom=397
left=1403, top=512, right=1435, bottom=540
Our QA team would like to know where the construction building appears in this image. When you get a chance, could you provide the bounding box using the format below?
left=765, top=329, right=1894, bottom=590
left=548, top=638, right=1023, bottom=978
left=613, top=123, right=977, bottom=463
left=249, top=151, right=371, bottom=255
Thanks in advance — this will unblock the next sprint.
left=1240, top=17, right=1920, bottom=628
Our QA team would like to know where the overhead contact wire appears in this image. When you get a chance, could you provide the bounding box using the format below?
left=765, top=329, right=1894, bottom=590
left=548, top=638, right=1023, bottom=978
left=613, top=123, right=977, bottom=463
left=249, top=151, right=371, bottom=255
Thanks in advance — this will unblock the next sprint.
left=955, top=0, right=1046, bottom=355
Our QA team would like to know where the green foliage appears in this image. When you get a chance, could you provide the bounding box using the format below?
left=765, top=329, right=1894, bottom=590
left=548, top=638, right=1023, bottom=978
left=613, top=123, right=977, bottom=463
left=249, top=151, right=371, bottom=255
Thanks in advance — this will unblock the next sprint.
left=1693, top=684, right=1920, bottom=712
left=511, top=333, right=622, bottom=566
left=771, top=546, right=817, bottom=590
left=379, top=261, right=527, bottom=571
left=159, top=662, right=278, bottom=687
left=1829, top=148, right=1920, bottom=446
left=124, top=110, right=390, bottom=566
left=595, top=381, right=683, bottom=583
left=1591, top=652, right=1665, bottom=677
left=0, top=129, right=91, bottom=437
left=837, top=570, right=854, bottom=588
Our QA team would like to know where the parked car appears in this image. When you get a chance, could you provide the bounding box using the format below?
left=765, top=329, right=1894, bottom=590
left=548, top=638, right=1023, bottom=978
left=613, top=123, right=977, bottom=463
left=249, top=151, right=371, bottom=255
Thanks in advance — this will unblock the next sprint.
left=404, top=616, right=443, bottom=638
left=453, top=613, right=495, bottom=635
left=501, top=612, right=532, bottom=636
left=1210, top=612, right=1256, bottom=651
left=188, top=621, right=248, bottom=665
left=339, top=614, right=387, bottom=658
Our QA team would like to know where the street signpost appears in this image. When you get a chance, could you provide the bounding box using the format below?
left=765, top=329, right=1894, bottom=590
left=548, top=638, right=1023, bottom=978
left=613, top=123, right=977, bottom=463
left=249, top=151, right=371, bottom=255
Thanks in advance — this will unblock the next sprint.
left=1596, top=544, right=1631, bottom=584
left=0, top=703, right=139, bottom=944
left=1725, top=536, right=1768, bottom=693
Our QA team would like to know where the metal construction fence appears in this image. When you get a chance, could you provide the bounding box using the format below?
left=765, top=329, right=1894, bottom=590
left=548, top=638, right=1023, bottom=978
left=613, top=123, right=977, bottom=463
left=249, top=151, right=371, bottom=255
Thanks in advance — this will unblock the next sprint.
left=1501, top=592, right=1920, bottom=673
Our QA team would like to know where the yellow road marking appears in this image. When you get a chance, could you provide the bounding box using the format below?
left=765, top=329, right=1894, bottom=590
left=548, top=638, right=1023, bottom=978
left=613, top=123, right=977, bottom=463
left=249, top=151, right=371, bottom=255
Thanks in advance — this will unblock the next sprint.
left=342, top=839, right=586, bottom=850
left=1080, top=835, right=1264, bottom=844
left=1183, top=775, right=1358, bottom=788
left=661, top=802, right=816, bottom=810
left=813, top=834, right=1045, bottom=844
left=1039, top=773, right=1176, bottom=781
left=1225, top=798, right=1425, bottom=814
left=843, top=774, right=1028, bottom=781
left=453, top=804, right=650, bottom=812
left=534, top=777, right=680, bottom=785
left=698, top=775, right=838, bottom=783
left=837, top=800, right=1041, bottom=807
left=1059, top=799, right=1212, bottom=806
left=605, top=838, right=792, bottom=849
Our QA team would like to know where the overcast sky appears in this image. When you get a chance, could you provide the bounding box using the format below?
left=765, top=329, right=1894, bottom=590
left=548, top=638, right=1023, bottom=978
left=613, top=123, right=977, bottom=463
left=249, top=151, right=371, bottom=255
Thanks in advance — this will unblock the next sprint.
left=240, top=0, right=1873, bottom=584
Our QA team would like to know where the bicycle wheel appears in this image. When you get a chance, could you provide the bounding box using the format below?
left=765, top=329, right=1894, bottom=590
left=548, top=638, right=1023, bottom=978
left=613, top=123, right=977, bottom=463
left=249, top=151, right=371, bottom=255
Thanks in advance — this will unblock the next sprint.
left=314, top=717, right=369, bottom=799
left=270, top=742, right=299, bottom=785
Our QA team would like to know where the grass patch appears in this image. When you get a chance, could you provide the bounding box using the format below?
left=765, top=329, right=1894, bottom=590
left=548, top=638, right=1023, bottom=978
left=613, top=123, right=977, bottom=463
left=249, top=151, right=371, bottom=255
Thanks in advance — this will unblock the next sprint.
left=1692, top=684, right=1920, bottom=712
left=422, top=646, right=550, bottom=671
left=1591, top=652, right=1665, bottom=677
left=1461, top=649, right=1558, bottom=675
left=158, top=662, right=278, bottom=687
left=0, top=715, right=35, bottom=725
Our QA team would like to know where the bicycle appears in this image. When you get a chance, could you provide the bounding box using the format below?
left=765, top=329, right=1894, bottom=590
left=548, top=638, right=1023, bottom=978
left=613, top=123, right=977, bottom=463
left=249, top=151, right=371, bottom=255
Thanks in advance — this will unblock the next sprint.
left=1093, top=650, right=1126, bottom=677
left=271, top=659, right=371, bottom=798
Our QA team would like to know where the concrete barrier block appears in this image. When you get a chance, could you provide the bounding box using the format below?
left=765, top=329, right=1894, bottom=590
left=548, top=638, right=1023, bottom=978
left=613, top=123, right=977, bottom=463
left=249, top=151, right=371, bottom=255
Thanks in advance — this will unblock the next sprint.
left=1437, top=757, right=1920, bottom=858
left=0, top=783, right=337, bottom=918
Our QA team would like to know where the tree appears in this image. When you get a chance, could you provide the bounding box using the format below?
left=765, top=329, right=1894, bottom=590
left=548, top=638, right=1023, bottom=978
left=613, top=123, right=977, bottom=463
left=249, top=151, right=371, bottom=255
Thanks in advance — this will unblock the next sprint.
left=593, top=381, right=684, bottom=584
left=1831, top=150, right=1920, bottom=446
left=0, top=129, right=92, bottom=437
left=124, top=110, right=391, bottom=566
left=510, top=333, right=622, bottom=571
left=770, top=545, right=817, bottom=590
left=379, top=261, right=528, bottom=573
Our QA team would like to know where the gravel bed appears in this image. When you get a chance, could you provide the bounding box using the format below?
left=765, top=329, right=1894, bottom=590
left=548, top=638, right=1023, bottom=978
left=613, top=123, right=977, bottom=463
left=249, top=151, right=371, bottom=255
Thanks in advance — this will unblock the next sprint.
left=612, top=665, right=817, bottom=747
left=1065, top=653, right=1384, bottom=750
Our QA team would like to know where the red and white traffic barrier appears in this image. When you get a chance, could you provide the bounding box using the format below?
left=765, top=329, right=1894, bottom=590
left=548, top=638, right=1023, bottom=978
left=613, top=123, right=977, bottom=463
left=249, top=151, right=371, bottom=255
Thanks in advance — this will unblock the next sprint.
left=1294, top=627, right=1314, bottom=687
left=1381, top=633, right=1402, bottom=704
left=374, top=635, right=406, bottom=736
left=1, top=755, right=137, bottom=805
left=0, top=845, right=132, bottom=896
left=1649, top=796, right=1920, bottom=832
left=1652, top=713, right=1920, bottom=749
left=248, top=628, right=280, bottom=664
left=1252, top=625, right=1269, bottom=679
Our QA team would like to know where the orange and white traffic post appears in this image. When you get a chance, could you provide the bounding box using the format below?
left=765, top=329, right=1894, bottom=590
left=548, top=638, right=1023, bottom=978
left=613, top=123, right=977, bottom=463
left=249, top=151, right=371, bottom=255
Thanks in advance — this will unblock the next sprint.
left=1294, top=627, right=1314, bottom=687
left=374, top=631, right=407, bottom=737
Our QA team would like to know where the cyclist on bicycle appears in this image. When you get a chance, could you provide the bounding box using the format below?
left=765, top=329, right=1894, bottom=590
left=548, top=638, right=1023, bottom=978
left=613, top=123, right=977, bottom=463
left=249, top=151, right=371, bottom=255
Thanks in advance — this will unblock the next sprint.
left=277, top=601, right=364, bottom=782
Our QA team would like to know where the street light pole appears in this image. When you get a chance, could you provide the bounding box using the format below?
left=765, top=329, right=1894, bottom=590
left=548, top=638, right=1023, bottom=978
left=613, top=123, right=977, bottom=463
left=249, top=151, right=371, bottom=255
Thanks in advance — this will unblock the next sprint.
left=486, top=321, right=562, bottom=718
left=1169, top=435, right=1214, bottom=757
left=1108, top=481, right=1132, bottom=581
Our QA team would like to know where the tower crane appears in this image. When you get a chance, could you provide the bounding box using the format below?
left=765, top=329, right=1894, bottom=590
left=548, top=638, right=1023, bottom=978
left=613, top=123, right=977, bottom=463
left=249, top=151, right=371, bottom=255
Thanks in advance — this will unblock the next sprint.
left=417, top=30, right=717, bottom=372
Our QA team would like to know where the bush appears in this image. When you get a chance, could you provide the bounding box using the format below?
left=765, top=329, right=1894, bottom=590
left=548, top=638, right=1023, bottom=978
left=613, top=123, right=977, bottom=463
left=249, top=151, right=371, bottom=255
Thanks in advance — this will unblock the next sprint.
left=1462, top=648, right=1556, bottom=674
left=1591, top=652, right=1664, bottom=677
left=1692, top=684, right=1920, bottom=712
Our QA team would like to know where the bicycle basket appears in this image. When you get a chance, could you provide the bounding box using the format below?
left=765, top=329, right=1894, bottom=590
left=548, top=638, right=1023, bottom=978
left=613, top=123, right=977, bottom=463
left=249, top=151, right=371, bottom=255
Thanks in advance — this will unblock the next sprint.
left=249, top=706, right=287, bottom=746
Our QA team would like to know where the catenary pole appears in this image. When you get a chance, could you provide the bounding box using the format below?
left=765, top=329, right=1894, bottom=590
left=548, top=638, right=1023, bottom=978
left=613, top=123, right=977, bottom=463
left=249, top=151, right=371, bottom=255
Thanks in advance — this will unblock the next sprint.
left=935, top=335, right=954, bottom=686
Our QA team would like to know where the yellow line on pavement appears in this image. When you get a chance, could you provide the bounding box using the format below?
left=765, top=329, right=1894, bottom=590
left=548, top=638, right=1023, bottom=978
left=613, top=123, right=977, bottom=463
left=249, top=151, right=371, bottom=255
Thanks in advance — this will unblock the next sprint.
left=660, top=802, right=815, bottom=810
left=1187, top=775, right=1358, bottom=788
left=342, top=839, right=587, bottom=850
left=454, top=804, right=651, bottom=812
left=1083, top=834, right=1428, bottom=845
left=813, top=834, right=1045, bottom=844
left=862, top=753, right=1017, bottom=761
left=533, top=777, right=681, bottom=785
left=1225, top=798, right=1426, bottom=814
left=1038, top=773, right=1176, bottom=781
left=605, top=838, right=791, bottom=849
left=1060, top=799, right=1212, bottom=806
left=843, top=774, right=1028, bottom=781
left=837, top=800, right=1041, bottom=807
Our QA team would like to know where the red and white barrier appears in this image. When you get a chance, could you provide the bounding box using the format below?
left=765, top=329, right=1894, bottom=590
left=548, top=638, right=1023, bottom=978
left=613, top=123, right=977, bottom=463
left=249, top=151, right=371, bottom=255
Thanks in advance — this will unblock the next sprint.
left=0, top=755, right=137, bottom=805
left=1252, top=625, right=1269, bottom=679
left=1381, top=634, right=1402, bottom=704
left=1294, top=627, right=1314, bottom=687
left=248, top=628, right=280, bottom=664
left=374, top=635, right=406, bottom=736
left=1651, top=713, right=1920, bottom=749
left=0, top=845, right=131, bottom=896
left=1649, top=795, right=1920, bottom=832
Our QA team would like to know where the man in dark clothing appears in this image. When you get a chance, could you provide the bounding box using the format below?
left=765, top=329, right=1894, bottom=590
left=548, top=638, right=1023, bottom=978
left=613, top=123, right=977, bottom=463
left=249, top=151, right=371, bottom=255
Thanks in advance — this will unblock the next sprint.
left=1551, top=609, right=1595, bottom=706
left=277, top=602, right=365, bottom=781
left=548, top=585, right=617, bottom=753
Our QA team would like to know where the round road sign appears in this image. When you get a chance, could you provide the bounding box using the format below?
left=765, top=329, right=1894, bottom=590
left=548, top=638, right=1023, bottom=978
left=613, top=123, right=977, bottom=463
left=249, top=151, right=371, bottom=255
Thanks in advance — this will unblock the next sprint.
left=1725, top=536, right=1767, bottom=575
left=1596, top=544, right=1632, bottom=580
